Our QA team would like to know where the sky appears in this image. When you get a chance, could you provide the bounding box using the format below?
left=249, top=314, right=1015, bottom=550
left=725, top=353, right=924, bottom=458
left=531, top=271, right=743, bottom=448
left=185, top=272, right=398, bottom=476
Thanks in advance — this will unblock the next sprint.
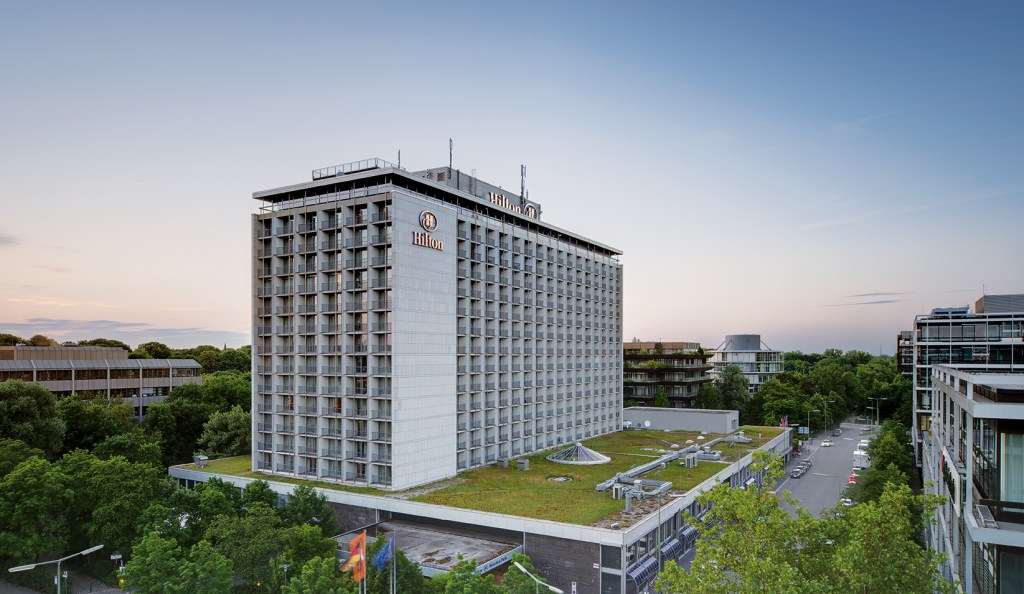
left=1, top=1, right=1022, bottom=354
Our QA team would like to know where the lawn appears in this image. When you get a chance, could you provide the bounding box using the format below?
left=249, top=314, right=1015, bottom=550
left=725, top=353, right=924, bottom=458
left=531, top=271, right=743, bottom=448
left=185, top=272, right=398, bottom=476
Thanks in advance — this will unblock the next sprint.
left=182, top=456, right=381, bottom=495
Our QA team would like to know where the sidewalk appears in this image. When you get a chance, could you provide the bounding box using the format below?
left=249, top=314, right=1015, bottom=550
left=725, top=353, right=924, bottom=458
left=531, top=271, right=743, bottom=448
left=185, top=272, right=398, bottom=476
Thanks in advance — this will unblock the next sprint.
left=0, top=574, right=121, bottom=594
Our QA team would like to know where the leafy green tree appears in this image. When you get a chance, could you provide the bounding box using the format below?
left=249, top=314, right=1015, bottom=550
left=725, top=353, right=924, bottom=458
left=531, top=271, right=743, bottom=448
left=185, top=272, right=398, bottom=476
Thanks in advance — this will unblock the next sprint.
left=27, top=334, right=59, bottom=346
left=694, top=384, right=723, bottom=409
left=135, top=341, right=172, bottom=359
left=0, top=333, right=26, bottom=346
left=197, top=405, right=251, bottom=456
left=443, top=556, right=499, bottom=594
left=59, top=450, right=172, bottom=557
left=852, top=462, right=909, bottom=504
left=652, top=387, right=670, bottom=408
left=205, top=502, right=283, bottom=585
left=144, top=397, right=209, bottom=465
left=183, top=540, right=234, bottom=594
left=57, top=394, right=136, bottom=453
left=0, top=380, right=65, bottom=457
left=242, top=479, right=279, bottom=511
left=93, top=431, right=164, bottom=467
left=0, top=438, right=44, bottom=477
left=716, top=364, right=750, bottom=419
left=284, top=555, right=355, bottom=594
left=77, top=338, right=131, bottom=350
left=501, top=553, right=548, bottom=594
left=196, top=477, right=243, bottom=523
left=282, top=484, right=340, bottom=536
left=868, top=424, right=913, bottom=475
left=757, top=379, right=805, bottom=427
left=0, top=456, right=71, bottom=562
left=121, top=531, right=187, bottom=594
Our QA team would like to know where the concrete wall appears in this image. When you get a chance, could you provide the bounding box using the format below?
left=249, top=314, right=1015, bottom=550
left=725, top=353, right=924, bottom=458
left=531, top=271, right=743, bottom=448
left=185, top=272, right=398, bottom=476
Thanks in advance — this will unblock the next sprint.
left=622, top=407, right=739, bottom=433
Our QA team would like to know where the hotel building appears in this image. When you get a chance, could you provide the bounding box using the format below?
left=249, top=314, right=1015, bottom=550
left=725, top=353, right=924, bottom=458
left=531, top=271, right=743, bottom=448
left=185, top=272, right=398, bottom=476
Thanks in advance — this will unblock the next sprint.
left=709, top=334, right=783, bottom=394
left=911, top=295, right=1024, bottom=465
left=0, top=345, right=201, bottom=417
left=923, top=367, right=1024, bottom=593
left=252, top=158, right=623, bottom=491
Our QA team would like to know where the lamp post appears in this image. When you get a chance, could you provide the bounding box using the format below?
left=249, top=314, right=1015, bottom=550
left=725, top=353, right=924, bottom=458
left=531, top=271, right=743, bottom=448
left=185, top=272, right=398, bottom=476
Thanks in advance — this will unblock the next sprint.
left=512, top=561, right=564, bottom=594
left=281, top=563, right=290, bottom=585
left=868, top=397, right=886, bottom=427
left=8, top=544, right=104, bottom=594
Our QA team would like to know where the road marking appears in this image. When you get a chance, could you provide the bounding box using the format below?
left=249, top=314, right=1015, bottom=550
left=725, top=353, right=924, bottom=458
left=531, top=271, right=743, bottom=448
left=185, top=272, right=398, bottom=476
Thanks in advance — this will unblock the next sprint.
left=813, top=472, right=830, bottom=477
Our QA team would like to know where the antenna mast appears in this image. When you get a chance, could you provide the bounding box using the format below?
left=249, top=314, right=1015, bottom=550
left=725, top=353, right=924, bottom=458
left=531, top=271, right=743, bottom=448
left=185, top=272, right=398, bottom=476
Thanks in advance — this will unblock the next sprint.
left=520, top=164, right=526, bottom=199
left=449, top=138, right=453, bottom=169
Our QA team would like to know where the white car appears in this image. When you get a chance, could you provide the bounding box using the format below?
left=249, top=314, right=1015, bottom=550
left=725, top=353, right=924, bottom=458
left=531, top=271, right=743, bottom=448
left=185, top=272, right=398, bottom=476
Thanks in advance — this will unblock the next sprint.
left=822, top=439, right=834, bottom=447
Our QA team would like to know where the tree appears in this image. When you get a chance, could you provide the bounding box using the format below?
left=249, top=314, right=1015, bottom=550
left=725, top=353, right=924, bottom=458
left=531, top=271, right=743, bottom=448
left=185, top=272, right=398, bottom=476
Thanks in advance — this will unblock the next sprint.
left=0, top=438, right=44, bottom=477
left=284, top=555, right=355, bottom=594
left=144, top=397, right=210, bottom=465
left=716, top=364, right=750, bottom=419
left=183, top=540, right=234, bottom=594
left=77, top=338, right=131, bottom=351
left=0, top=333, right=26, bottom=346
left=135, top=341, right=172, bottom=359
left=205, top=502, right=283, bottom=585
left=27, top=334, right=59, bottom=346
left=654, top=452, right=956, bottom=594
left=694, top=384, right=723, bottom=410
left=197, top=405, right=251, bottom=456
left=0, top=456, right=71, bottom=562
left=92, top=431, right=164, bottom=468
left=241, top=479, right=279, bottom=511
left=0, top=380, right=65, bottom=457
left=281, top=484, right=340, bottom=536
left=852, top=462, right=908, bottom=504
left=501, top=553, right=548, bottom=594
left=363, top=534, right=425, bottom=594
left=652, top=387, right=670, bottom=408
left=442, top=556, right=498, bottom=594
left=121, top=532, right=187, bottom=594
left=57, top=393, right=136, bottom=453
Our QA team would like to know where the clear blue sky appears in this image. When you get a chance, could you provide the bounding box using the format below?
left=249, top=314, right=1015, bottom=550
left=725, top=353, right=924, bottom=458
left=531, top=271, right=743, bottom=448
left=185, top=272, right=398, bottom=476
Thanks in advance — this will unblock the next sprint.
left=1, top=1, right=1022, bottom=353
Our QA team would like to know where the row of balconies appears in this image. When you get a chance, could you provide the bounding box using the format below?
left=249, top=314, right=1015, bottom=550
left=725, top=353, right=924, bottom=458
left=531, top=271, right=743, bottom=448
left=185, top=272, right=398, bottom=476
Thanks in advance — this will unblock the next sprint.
left=255, top=213, right=390, bottom=238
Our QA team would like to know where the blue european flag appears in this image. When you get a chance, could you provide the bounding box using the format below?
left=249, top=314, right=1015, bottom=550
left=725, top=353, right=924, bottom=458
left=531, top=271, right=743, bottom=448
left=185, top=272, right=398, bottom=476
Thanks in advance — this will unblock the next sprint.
left=373, top=534, right=395, bottom=570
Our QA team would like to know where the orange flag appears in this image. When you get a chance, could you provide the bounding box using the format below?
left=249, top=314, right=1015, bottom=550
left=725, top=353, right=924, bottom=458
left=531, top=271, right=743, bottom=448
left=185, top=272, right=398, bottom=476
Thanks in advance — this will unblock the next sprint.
left=341, top=531, right=367, bottom=581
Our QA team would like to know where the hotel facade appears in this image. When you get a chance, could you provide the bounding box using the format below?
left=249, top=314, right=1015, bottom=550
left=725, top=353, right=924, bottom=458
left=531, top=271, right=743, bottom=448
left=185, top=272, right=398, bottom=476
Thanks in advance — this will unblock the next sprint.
left=252, top=158, right=623, bottom=491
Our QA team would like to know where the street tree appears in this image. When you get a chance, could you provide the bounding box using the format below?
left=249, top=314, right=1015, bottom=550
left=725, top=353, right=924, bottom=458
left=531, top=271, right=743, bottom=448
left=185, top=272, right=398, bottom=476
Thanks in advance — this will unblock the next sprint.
left=0, top=438, right=44, bottom=477
left=121, top=531, right=186, bottom=594
left=57, top=393, right=136, bottom=453
left=363, top=534, right=426, bottom=594
left=284, top=555, right=355, bottom=594
left=0, top=380, right=65, bottom=457
left=501, top=553, right=548, bottom=594
left=0, top=456, right=71, bottom=562
left=442, top=556, right=499, bottom=594
left=241, top=479, right=279, bottom=511
left=694, top=384, right=723, bottom=409
left=716, top=364, right=750, bottom=419
left=92, top=431, right=164, bottom=468
left=281, top=484, right=340, bottom=536
left=205, top=502, right=283, bottom=585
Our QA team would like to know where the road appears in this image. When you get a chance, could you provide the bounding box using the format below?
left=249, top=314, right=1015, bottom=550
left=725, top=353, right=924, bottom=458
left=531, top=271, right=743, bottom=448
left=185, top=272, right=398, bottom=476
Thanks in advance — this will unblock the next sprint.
left=776, top=422, right=875, bottom=515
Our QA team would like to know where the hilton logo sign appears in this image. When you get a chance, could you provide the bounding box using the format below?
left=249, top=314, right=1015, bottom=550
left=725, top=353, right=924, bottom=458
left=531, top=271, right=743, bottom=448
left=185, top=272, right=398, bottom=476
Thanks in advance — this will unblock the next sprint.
left=488, top=192, right=538, bottom=218
left=413, top=210, right=443, bottom=251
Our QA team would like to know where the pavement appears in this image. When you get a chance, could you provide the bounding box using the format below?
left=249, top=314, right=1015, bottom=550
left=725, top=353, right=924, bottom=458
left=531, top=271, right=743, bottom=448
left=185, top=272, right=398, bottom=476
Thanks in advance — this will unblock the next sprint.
left=0, top=573, right=121, bottom=594
left=776, top=422, right=875, bottom=515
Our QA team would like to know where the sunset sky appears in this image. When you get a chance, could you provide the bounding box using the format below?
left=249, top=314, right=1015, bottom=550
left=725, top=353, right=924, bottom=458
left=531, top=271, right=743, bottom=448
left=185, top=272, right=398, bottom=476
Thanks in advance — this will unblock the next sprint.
left=2, top=1, right=1022, bottom=354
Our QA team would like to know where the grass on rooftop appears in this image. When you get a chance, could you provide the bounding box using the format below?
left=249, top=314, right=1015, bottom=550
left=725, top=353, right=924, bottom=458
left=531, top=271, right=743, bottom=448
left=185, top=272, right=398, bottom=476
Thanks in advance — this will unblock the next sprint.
left=182, top=456, right=380, bottom=495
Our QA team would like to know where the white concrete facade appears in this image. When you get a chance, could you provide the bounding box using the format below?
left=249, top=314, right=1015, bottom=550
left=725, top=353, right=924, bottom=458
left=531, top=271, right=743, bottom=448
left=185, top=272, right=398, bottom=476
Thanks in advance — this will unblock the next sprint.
left=252, top=159, right=623, bottom=491
left=709, top=334, right=783, bottom=394
left=924, top=367, right=1024, bottom=593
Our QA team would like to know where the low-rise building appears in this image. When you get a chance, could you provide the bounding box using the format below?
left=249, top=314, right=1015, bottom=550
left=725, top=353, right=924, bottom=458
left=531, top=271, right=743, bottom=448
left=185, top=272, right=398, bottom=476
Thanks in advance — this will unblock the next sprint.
left=623, top=342, right=713, bottom=408
left=709, top=334, right=784, bottom=394
left=924, top=366, right=1024, bottom=593
left=0, top=345, right=201, bottom=417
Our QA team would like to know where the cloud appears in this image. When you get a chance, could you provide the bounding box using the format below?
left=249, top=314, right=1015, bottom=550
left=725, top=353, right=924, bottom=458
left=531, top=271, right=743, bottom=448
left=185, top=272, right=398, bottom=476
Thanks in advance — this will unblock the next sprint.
left=0, top=234, right=16, bottom=248
left=843, top=292, right=912, bottom=298
left=31, top=264, right=69, bottom=273
left=8, top=297, right=111, bottom=308
left=0, top=318, right=249, bottom=348
left=824, top=299, right=903, bottom=307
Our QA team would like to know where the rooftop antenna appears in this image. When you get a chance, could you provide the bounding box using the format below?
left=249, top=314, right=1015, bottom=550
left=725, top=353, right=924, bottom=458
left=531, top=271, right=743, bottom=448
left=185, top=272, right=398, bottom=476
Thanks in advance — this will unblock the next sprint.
left=520, top=164, right=526, bottom=199
left=397, top=149, right=401, bottom=169
left=449, top=138, right=453, bottom=169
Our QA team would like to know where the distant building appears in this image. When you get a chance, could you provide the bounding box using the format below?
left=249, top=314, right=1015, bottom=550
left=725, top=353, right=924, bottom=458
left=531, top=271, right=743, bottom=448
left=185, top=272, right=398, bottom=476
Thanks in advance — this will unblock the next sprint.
left=924, top=366, right=1024, bottom=593
left=896, top=330, right=914, bottom=379
left=911, top=294, right=1024, bottom=466
left=623, top=341, right=713, bottom=408
left=0, top=345, right=201, bottom=417
left=709, top=334, right=783, bottom=394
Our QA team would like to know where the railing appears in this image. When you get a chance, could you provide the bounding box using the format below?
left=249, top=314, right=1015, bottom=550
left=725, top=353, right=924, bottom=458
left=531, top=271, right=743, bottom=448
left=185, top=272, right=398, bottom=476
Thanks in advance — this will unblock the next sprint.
left=312, top=158, right=398, bottom=180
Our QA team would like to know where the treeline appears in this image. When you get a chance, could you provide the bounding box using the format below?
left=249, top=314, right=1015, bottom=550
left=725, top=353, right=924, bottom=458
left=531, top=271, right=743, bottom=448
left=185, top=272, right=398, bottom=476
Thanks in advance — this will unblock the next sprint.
left=0, top=333, right=251, bottom=373
left=696, top=348, right=911, bottom=430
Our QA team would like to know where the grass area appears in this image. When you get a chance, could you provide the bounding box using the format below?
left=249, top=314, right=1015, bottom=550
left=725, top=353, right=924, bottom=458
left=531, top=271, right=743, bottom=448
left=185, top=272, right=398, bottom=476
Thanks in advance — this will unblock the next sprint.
left=182, top=456, right=381, bottom=495
left=185, top=427, right=784, bottom=525
left=411, top=428, right=782, bottom=525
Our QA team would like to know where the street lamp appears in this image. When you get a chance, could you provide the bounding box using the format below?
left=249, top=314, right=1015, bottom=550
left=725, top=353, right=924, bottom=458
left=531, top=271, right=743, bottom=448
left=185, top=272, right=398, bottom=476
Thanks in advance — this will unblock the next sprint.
left=9, top=544, right=104, bottom=594
left=512, top=561, right=564, bottom=594
left=867, top=397, right=886, bottom=427
left=281, top=563, right=290, bottom=585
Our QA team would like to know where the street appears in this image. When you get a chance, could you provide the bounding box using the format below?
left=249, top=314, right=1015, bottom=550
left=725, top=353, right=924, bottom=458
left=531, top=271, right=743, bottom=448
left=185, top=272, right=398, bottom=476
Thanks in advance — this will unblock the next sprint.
left=776, top=422, right=875, bottom=515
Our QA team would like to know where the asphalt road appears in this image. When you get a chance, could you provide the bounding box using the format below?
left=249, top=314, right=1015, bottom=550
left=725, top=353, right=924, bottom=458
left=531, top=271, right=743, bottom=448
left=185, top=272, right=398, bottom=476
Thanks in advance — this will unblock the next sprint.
left=776, top=422, right=876, bottom=515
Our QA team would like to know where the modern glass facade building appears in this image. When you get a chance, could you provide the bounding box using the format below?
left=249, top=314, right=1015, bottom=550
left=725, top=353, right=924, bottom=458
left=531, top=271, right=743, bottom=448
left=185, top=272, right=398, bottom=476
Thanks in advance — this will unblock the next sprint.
left=623, top=341, right=713, bottom=407
left=911, top=295, right=1024, bottom=466
left=251, top=158, right=623, bottom=491
left=924, top=367, right=1024, bottom=593
left=709, top=334, right=783, bottom=394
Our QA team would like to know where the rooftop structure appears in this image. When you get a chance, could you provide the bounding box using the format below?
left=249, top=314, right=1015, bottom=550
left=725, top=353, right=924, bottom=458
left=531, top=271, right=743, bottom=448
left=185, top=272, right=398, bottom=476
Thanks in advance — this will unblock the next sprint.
left=623, top=341, right=713, bottom=408
left=910, top=294, right=1024, bottom=465
left=252, top=158, right=623, bottom=491
left=709, top=334, right=784, bottom=394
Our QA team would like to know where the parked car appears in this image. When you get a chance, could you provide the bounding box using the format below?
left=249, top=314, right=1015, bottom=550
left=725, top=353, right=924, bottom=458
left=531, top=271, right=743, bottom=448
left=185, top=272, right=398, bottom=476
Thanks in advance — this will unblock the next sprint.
left=840, top=498, right=855, bottom=507
left=833, top=429, right=842, bottom=436
left=822, top=439, right=834, bottom=447
left=791, top=468, right=805, bottom=478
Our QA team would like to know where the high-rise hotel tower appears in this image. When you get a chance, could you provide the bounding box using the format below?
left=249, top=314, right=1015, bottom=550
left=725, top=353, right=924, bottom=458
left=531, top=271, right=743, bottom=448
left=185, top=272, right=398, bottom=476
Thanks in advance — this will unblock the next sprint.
left=252, top=158, right=623, bottom=490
